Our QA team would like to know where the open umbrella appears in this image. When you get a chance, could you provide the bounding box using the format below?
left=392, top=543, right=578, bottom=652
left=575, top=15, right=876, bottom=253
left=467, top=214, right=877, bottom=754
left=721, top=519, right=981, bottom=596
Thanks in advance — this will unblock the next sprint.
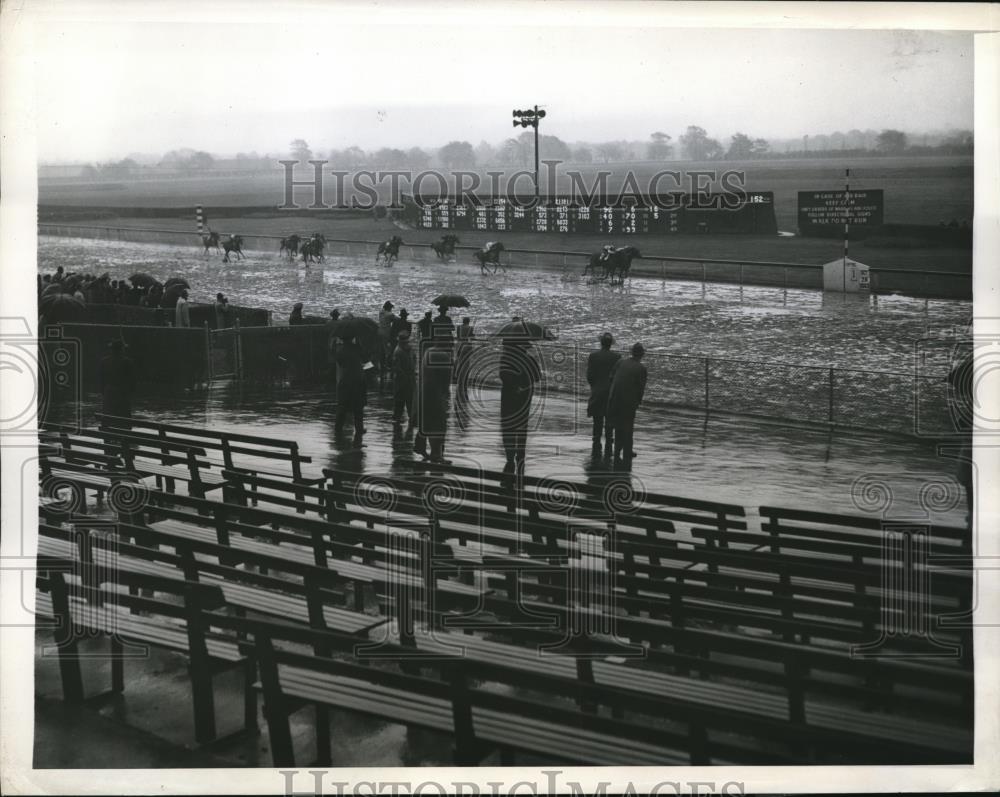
left=129, top=272, right=159, bottom=288
left=163, top=277, right=190, bottom=291
left=330, top=316, right=379, bottom=341
left=39, top=292, right=86, bottom=322
left=41, top=283, right=65, bottom=298
left=160, top=283, right=187, bottom=309
left=494, top=320, right=557, bottom=341
left=432, top=294, right=470, bottom=308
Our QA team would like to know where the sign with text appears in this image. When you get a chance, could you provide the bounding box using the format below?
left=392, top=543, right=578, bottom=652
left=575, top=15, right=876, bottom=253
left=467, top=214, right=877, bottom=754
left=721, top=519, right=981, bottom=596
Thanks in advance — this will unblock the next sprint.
left=798, top=189, right=884, bottom=235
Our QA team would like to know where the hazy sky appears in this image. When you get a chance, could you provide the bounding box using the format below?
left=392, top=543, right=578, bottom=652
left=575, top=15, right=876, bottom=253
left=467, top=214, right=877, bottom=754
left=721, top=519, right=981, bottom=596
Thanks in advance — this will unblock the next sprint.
left=32, top=14, right=974, bottom=161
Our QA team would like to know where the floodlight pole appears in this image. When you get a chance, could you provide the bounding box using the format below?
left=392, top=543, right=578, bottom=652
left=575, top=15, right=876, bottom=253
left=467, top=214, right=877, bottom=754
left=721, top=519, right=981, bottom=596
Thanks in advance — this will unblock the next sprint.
left=533, top=105, right=541, bottom=203
left=512, top=105, right=547, bottom=204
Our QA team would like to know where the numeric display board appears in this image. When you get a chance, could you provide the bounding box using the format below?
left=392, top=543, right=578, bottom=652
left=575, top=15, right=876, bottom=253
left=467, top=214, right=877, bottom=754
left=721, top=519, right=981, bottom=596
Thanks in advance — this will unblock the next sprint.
left=405, top=193, right=777, bottom=235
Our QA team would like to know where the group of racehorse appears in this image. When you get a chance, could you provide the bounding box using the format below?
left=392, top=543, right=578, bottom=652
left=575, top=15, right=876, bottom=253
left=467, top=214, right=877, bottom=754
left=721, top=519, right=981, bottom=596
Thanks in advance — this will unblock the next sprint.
left=201, top=228, right=640, bottom=283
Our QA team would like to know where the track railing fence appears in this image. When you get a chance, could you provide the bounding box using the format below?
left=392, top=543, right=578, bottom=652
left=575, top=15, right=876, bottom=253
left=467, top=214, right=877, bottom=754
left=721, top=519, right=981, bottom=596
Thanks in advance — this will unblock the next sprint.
left=41, top=319, right=956, bottom=436
left=39, top=222, right=970, bottom=297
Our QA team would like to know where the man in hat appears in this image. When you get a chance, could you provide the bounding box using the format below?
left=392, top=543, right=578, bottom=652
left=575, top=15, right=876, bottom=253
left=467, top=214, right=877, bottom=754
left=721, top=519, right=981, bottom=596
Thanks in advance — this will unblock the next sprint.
left=499, top=338, right=541, bottom=475
left=391, top=307, right=412, bottom=340
left=455, top=317, right=475, bottom=400
left=335, top=335, right=368, bottom=448
left=417, top=310, right=433, bottom=340
left=378, top=301, right=398, bottom=387
left=391, top=330, right=417, bottom=434
left=99, top=339, right=136, bottom=418
left=414, top=328, right=453, bottom=464
left=606, top=342, right=647, bottom=469
left=587, top=332, right=622, bottom=459
left=289, top=302, right=305, bottom=326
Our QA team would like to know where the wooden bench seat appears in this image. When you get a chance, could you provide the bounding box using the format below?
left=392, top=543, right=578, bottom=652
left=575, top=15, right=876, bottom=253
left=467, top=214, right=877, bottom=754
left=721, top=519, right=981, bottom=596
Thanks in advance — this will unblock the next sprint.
left=271, top=665, right=679, bottom=766
left=34, top=554, right=254, bottom=745
left=37, top=528, right=385, bottom=637
left=42, top=424, right=224, bottom=498
left=144, top=515, right=481, bottom=603
left=96, top=413, right=320, bottom=486
left=389, top=624, right=971, bottom=757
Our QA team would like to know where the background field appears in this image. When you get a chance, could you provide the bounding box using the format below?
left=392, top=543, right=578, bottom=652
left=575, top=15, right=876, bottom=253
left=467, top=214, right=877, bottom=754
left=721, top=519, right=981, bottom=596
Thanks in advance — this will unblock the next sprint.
left=38, top=155, right=974, bottom=279
left=39, top=155, right=974, bottom=232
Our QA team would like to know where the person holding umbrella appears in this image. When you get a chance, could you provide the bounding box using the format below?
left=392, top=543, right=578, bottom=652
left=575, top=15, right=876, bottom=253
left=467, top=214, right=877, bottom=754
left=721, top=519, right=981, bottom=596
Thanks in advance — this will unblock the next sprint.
left=606, top=342, right=648, bottom=469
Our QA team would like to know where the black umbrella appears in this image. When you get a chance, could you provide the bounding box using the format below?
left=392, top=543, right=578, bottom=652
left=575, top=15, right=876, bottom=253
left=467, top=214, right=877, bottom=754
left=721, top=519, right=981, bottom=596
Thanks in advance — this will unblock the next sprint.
left=163, top=277, right=190, bottom=290
left=432, top=294, right=470, bottom=308
left=129, top=272, right=159, bottom=288
left=494, top=320, right=557, bottom=341
left=39, top=293, right=86, bottom=322
left=330, top=316, right=379, bottom=341
left=160, top=283, right=187, bottom=309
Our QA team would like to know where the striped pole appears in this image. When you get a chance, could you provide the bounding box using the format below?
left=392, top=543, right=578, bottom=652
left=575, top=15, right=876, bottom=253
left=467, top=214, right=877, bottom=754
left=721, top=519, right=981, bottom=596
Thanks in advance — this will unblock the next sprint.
left=843, top=169, right=850, bottom=292
left=196, top=205, right=205, bottom=236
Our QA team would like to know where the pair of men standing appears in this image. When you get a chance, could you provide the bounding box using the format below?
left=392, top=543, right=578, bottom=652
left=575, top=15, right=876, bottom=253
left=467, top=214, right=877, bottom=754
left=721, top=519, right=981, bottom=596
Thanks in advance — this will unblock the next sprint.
left=587, top=333, right=647, bottom=468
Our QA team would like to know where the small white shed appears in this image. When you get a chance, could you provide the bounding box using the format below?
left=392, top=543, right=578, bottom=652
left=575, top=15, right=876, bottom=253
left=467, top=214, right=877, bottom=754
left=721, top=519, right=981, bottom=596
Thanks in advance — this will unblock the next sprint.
left=822, top=257, right=871, bottom=293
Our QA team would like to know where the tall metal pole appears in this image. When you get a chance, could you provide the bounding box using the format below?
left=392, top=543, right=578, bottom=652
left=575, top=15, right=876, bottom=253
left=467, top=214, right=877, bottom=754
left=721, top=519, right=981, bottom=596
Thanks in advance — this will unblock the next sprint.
left=533, top=105, right=540, bottom=203
left=843, top=168, right=850, bottom=292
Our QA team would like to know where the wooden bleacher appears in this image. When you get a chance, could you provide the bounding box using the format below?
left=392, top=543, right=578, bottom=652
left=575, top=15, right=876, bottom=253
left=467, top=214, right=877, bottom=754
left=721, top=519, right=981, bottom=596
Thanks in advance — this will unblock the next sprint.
left=33, top=423, right=974, bottom=765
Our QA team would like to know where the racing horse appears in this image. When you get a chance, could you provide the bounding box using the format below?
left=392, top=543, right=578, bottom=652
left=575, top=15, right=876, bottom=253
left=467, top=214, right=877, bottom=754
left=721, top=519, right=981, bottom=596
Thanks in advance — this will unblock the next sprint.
left=279, top=234, right=302, bottom=258
left=201, top=230, right=220, bottom=255
left=376, top=235, right=403, bottom=267
left=430, top=234, right=460, bottom=260
left=221, top=234, right=245, bottom=263
left=475, top=241, right=506, bottom=275
left=300, top=233, right=327, bottom=265
left=604, top=246, right=641, bottom=285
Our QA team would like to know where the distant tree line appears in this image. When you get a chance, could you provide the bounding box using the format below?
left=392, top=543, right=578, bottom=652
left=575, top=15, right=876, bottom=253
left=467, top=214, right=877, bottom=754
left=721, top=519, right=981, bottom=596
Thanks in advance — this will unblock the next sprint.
left=60, top=126, right=974, bottom=181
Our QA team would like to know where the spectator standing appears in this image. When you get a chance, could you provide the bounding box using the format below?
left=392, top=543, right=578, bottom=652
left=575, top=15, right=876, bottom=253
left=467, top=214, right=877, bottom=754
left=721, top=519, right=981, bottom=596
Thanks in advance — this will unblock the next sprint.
left=606, top=342, right=648, bottom=469
left=586, top=332, right=621, bottom=460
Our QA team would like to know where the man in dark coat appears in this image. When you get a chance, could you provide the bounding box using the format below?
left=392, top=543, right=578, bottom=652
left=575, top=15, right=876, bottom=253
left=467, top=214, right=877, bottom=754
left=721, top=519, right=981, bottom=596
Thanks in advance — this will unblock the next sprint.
left=335, top=337, right=367, bottom=447
left=99, top=340, right=135, bottom=418
left=455, top=317, right=475, bottom=400
left=586, top=332, right=621, bottom=459
left=414, top=331, right=453, bottom=463
left=499, top=339, right=541, bottom=474
left=391, top=331, right=416, bottom=434
left=417, top=311, right=433, bottom=340
left=607, top=342, right=647, bottom=469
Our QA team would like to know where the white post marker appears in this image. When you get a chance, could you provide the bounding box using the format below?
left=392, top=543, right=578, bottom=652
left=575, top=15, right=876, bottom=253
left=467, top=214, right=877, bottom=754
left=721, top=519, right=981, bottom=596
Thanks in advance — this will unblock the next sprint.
left=843, top=168, right=850, bottom=292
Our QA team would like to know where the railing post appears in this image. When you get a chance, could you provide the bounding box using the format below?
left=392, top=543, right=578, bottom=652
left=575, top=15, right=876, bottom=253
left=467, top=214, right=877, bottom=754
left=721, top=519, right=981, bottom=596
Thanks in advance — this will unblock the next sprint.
left=235, top=319, right=243, bottom=381
left=828, top=367, right=835, bottom=424
left=704, top=357, right=710, bottom=413
left=204, top=321, right=212, bottom=384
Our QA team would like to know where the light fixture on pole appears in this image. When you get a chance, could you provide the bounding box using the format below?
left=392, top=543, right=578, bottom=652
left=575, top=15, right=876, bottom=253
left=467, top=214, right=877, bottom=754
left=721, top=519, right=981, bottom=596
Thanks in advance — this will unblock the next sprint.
left=512, top=106, right=547, bottom=202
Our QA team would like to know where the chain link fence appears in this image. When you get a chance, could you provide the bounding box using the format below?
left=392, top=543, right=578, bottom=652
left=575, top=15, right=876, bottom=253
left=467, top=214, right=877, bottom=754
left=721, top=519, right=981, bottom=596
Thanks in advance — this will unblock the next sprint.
left=449, top=338, right=955, bottom=437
